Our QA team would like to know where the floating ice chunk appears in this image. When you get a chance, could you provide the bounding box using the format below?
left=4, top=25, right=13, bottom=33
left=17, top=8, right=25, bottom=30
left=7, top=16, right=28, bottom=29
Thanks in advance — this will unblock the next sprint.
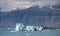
left=7, top=28, right=10, bottom=29
left=10, top=31, right=17, bottom=32
left=25, top=26, right=34, bottom=31
left=39, top=26, right=43, bottom=31
left=15, top=23, right=25, bottom=31
left=55, top=29, right=60, bottom=30
left=15, top=24, right=20, bottom=31
left=26, top=33, right=30, bottom=36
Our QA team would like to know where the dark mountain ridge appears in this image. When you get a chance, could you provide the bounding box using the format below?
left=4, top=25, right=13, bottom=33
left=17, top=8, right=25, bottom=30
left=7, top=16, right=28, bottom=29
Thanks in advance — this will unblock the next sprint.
left=0, top=6, right=60, bottom=29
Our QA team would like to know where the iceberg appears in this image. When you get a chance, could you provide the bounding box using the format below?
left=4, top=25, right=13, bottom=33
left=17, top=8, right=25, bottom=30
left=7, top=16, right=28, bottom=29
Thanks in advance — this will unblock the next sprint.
left=14, top=23, right=43, bottom=32
left=39, top=26, right=43, bottom=31
left=25, top=26, right=34, bottom=31
left=15, top=23, right=25, bottom=31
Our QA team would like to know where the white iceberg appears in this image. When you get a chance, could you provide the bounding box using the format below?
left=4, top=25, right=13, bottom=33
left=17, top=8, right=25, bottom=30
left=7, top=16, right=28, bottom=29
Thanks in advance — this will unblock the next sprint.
left=25, top=26, right=34, bottom=31
left=14, top=23, right=43, bottom=32
left=39, top=26, right=43, bottom=31
left=15, top=23, right=25, bottom=31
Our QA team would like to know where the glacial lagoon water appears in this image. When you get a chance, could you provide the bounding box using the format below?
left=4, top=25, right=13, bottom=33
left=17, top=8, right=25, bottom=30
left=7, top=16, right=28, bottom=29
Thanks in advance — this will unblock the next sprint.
left=0, top=28, right=60, bottom=36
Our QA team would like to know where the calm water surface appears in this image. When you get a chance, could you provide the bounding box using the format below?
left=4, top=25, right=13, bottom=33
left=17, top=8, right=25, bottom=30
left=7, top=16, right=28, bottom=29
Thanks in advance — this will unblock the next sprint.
left=0, top=29, right=60, bottom=36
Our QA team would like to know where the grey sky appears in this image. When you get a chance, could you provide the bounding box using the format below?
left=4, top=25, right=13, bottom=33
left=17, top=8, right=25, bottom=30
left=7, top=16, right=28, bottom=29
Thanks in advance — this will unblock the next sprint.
left=0, top=0, right=60, bottom=11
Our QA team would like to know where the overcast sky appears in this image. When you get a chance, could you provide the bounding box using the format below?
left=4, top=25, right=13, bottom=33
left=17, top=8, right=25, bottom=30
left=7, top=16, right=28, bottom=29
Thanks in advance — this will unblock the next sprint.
left=0, top=0, right=60, bottom=11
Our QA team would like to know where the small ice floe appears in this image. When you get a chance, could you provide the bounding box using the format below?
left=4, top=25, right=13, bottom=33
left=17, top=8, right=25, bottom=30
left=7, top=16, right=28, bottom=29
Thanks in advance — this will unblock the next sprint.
left=24, top=31, right=26, bottom=32
left=42, top=30, right=46, bottom=32
left=42, top=29, right=50, bottom=32
left=10, top=31, right=17, bottom=32
left=42, top=31, right=44, bottom=32
left=55, top=29, right=60, bottom=30
left=7, top=28, right=10, bottom=30
left=26, top=33, right=30, bottom=36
